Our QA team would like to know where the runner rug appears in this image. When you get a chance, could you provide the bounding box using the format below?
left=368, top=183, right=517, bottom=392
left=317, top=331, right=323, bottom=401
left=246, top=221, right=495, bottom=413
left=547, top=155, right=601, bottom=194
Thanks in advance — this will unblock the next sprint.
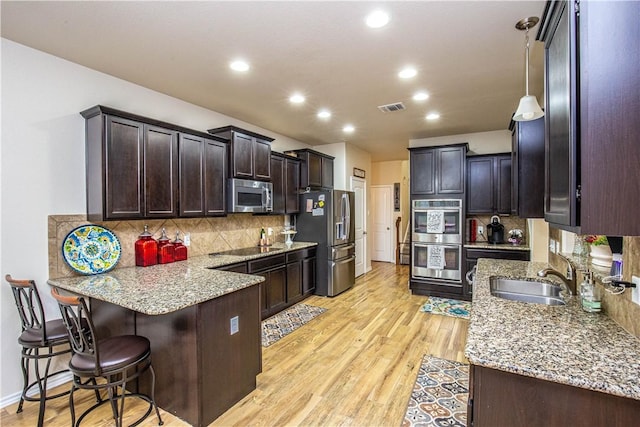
left=262, top=303, right=327, bottom=347
left=401, top=354, right=469, bottom=427
left=420, top=297, right=471, bottom=320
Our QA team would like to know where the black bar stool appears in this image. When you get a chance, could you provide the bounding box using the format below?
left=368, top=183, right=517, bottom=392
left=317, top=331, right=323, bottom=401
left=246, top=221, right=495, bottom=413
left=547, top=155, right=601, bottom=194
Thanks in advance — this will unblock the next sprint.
left=5, top=274, right=73, bottom=427
left=51, top=287, right=164, bottom=427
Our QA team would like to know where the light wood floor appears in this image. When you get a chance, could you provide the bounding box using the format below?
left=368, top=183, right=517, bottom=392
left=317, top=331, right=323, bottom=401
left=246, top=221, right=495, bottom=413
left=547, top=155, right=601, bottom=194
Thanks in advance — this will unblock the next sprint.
left=1, top=262, right=469, bottom=426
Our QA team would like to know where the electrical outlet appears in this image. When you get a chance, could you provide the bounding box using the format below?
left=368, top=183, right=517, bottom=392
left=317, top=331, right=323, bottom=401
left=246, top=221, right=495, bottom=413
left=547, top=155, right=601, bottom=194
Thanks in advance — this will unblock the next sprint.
left=632, top=276, right=640, bottom=306
left=230, top=316, right=239, bottom=335
left=183, top=233, right=190, bottom=247
left=549, top=238, right=557, bottom=254
left=477, top=225, right=484, bottom=235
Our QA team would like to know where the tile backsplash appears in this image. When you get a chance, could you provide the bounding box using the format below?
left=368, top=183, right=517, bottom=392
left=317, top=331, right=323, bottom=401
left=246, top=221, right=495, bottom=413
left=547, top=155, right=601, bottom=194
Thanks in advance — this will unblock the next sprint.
left=549, top=227, right=640, bottom=339
left=49, top=214, right=286, bottom=279
left=468, top=215, right=528, bottom=244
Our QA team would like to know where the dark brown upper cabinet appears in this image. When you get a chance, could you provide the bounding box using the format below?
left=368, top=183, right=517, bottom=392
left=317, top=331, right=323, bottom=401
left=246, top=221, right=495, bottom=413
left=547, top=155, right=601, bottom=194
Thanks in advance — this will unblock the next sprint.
left=510, top=118, right=544, bottom=218
left=467, top=154, right=511, bottom=215
left=539, top=1, right=640, bottom=235
left=207, top=126, right=273, bottom=181
left=271, top=152, right=301, bottom=214
left=179, top=134, right=227, bottom=217
left=287, top=149, right=334, bottom=189
left=81, top=105, right=228, bottom=221
left=409, top=144, right=467, bottom=197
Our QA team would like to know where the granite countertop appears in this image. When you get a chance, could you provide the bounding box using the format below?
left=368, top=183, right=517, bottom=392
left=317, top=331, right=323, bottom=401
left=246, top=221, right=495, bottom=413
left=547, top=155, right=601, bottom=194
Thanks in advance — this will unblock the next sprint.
left=48, top=242, right=317, bottom=316
left=465, top=258, right=640, bottom=401
left=464, top=241, right=530, bottom=251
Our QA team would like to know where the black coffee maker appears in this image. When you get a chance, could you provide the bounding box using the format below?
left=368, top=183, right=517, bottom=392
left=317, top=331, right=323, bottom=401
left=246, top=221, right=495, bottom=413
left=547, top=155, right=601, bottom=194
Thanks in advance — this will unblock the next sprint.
left=487, top=215, right=505, bottom=244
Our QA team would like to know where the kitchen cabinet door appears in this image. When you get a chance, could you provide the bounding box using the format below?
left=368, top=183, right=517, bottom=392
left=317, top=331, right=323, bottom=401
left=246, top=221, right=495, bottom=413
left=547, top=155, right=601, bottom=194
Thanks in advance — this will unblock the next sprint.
left=437, top=146, right=466, bottom=194
left=285, top=158, right=301, bottom=213
left=466, top=154, right=511, bottom=215
left=321, top=155, right=334, bottom=189
left=410, top=145, right=466, bottom=197
left=254, top=138, right=272, bottom=181
left=270, top=154, right=285, bottom=214
left=467, top=157, right=494, bottom=214
left=510, top=118, right=544, bottom=218
left=102, top=115, right=145, bottom=219
left=302, top=256, right=316, bottom=295
left=179, top=133, right=205, bottom=217
left=179, top=134, right=227, bottom=217
left=539, top=1, right=640, bottom=234
left=286, top=261, right=303, bottom=304
left=231, top=132, right=254, bottom=179
left=410, top=149, right=436, bottom=195
left=204, top=138, right=227, bottom=216
left=144, top=125, right=178, bottom=217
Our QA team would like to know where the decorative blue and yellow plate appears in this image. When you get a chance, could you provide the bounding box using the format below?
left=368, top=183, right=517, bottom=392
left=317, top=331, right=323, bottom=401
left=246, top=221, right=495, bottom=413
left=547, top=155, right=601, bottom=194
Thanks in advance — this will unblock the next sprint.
left=62, top=225, right=121, bottom=275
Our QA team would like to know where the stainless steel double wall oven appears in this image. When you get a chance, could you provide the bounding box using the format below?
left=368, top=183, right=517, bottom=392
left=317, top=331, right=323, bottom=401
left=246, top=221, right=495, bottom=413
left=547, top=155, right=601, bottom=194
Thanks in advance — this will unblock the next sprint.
left=411, top=199, right=463, bottom=283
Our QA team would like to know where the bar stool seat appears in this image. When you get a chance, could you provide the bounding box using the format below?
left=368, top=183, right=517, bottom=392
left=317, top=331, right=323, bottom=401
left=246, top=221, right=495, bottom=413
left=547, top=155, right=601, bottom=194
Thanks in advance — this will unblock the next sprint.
left=19, top=319, right=70, bottom=345
left=70, top=335, right=150, bottom=374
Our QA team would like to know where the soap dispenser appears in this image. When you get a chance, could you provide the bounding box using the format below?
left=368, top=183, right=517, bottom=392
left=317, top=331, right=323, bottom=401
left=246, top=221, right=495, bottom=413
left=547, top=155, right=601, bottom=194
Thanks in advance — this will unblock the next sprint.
left=135, top=225, right=158, bottom=267
left=580, top=272, right=602, bottom=313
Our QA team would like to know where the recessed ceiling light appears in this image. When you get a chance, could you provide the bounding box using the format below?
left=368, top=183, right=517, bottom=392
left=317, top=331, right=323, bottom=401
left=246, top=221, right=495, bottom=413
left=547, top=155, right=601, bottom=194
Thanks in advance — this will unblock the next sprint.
left=343, top=124, right=355, bottom=133
left=289, top=93, right=306, bottom=104
left=365, top=10, right=390, bottom=28
left=426, top=112, right=441, bottom=121
left=413, top=91, right=430, bottom=101
left=229, top=60, right=250, bottom=72
left=398, top=67, right=417, bottom=79
left=317, top=109, right=331, bottom=119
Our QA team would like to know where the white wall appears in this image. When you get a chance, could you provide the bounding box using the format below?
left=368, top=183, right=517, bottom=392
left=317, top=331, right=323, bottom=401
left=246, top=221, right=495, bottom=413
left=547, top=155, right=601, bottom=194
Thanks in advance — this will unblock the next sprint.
left=410, top=129, right=512, bottom=155
left=0, top=39, right=311, bottom=403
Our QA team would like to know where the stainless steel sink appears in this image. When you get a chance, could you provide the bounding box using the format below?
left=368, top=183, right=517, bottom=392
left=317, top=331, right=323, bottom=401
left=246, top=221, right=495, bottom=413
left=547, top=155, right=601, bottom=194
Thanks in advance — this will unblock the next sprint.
left=489, top=277, right=567, bottom=306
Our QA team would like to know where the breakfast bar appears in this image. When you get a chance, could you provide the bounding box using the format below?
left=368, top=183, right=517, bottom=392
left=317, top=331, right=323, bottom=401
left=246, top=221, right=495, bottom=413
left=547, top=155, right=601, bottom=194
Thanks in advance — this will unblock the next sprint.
left=48, top=253, right=270, bottom=427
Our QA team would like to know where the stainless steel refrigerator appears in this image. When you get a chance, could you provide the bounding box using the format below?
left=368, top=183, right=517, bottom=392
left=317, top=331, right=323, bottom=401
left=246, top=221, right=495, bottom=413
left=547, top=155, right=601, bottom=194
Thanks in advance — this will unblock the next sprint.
left=296, top=189, right=355, bottom=297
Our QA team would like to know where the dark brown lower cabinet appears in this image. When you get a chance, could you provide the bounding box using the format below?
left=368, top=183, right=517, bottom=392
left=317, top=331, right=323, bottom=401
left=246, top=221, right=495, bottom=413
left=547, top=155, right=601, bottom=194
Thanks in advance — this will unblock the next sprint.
left=469, top=365, right=640, bottom=427
left=90, top=285, right=261, bottom=427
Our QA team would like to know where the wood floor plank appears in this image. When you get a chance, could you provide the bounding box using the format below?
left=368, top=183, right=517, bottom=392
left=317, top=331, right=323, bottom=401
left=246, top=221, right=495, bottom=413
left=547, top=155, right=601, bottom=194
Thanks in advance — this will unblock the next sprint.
left=1, top=262, right=468, bottom=426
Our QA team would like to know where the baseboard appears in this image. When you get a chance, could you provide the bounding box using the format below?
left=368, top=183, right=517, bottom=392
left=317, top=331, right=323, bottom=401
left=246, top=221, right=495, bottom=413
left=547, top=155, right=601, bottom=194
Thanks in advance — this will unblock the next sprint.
left=0, top=372, right=72, bottom=410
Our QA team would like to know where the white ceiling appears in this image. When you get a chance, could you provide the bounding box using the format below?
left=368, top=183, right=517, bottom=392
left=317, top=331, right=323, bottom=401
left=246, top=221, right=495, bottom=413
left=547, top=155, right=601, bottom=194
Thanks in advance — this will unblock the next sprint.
left=1, top=1, right=546, bottom=161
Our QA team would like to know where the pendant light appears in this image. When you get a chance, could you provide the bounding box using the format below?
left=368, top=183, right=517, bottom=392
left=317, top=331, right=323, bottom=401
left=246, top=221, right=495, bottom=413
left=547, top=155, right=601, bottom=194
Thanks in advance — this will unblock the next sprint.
left=513, top=17, right=544, bottom=122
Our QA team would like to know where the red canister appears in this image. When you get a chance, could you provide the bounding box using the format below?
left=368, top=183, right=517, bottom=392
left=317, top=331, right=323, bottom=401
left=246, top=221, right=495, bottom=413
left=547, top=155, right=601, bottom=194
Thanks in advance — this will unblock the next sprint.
left=173, top=231, right=188, bottom=261
left=157, top=228, right=175, bottom=264
left=135, top=225, right=158, bottom=267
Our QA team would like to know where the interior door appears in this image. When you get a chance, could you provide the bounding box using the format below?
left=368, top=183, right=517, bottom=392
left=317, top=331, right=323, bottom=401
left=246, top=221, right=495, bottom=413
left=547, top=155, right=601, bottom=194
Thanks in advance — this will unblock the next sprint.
left=350, top=177, right=366, bottom=277
left=371, top=185, right=393, bottom=263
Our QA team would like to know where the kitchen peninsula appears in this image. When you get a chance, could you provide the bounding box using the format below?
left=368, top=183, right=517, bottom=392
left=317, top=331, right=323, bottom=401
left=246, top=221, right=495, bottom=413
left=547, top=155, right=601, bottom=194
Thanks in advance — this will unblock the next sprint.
left=48, top=242, right=316, bottom=426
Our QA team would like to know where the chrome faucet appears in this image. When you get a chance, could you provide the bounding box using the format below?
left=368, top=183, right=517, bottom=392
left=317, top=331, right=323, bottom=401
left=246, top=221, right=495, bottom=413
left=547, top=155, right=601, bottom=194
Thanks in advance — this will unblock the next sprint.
left=537, top=255, right=576, bottom=296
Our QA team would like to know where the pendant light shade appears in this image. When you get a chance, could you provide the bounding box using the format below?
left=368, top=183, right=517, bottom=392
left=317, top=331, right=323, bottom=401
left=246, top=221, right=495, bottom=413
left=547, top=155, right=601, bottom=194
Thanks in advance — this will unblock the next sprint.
left=513, top=17, right=544, bottom=122
left=513, top=95, right=544, bottom=121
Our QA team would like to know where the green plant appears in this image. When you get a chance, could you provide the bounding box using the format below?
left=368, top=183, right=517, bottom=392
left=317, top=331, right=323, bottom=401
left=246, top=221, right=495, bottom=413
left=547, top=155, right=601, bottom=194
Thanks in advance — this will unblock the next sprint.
left=585, top=235, right=608, bottom=246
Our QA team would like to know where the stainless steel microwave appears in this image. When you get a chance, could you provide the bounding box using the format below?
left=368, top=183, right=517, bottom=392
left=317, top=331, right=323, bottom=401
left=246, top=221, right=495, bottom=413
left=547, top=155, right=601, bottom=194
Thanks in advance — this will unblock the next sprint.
left=228, top=178, right=273, bottom=213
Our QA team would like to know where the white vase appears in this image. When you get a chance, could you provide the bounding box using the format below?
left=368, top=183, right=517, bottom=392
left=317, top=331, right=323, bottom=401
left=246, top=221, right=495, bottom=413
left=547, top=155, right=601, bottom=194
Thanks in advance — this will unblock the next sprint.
left=590, top=244, right=613, bottom=268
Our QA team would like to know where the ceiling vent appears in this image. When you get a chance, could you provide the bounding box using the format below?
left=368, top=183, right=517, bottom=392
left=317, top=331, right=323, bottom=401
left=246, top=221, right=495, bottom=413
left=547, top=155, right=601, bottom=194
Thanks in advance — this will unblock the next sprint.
left=377, top=102, right=406, bottom=113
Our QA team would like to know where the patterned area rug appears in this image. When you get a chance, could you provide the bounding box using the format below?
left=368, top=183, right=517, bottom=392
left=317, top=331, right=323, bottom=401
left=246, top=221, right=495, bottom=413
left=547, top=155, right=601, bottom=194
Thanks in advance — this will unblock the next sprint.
left=262, top=303, right=327, bottom=347
left=420, top=297, right=471, bottom=320
left=402, top=355, right=469, bottom=427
